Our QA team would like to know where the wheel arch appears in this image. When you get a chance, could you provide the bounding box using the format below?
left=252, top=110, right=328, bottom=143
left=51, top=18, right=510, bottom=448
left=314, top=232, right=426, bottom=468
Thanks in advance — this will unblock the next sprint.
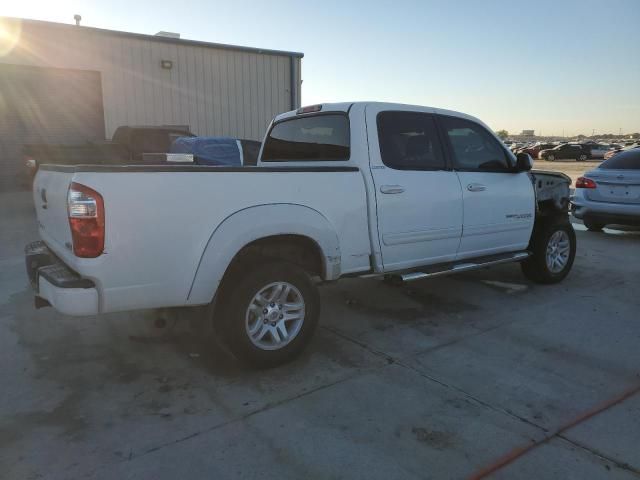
left=186, top=203, right=341, bottom=305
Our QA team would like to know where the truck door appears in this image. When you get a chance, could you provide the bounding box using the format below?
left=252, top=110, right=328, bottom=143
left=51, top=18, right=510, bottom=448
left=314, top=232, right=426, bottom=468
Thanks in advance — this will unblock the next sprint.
left=366, top=106, right=463, bottom=271
left=436, top=115, right=535, bottom=259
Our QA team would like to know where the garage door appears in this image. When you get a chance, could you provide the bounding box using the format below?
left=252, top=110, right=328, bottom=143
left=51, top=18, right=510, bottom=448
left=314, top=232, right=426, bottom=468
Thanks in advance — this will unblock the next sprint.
left=0, top=64, right=105, bottom=192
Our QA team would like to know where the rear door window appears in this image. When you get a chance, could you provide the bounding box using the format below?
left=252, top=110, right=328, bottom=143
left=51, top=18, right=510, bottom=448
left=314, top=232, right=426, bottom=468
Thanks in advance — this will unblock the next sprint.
left=376, top=112, right=446, bottom=170
left=261, top=114, right=350, bottom=162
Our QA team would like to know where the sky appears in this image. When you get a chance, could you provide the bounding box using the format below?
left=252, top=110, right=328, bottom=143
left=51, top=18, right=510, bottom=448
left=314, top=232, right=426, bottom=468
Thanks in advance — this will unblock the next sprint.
left=1, top=0, right=639, bottom=136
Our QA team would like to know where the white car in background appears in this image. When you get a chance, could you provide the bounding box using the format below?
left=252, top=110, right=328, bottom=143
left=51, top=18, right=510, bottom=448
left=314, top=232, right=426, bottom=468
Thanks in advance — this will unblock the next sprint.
left=572, top=149, right=640, bottom=230
left=588, top=144, right=613, bottom=159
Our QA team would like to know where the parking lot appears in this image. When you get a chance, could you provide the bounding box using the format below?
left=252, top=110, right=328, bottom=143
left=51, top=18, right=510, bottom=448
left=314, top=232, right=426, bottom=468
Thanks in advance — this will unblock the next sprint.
left=533, top=158, right=603, bottom=185
left=1, top=170, right=639, bottom=479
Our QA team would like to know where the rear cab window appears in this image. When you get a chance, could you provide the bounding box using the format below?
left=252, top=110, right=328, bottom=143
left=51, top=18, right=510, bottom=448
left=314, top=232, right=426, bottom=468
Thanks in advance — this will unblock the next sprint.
left=261, top=114, right=350, bottom=162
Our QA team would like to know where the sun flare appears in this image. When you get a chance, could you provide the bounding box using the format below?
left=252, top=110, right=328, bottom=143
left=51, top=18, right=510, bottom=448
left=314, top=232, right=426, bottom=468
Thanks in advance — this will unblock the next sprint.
left=0, top=18, right=22, bottom=56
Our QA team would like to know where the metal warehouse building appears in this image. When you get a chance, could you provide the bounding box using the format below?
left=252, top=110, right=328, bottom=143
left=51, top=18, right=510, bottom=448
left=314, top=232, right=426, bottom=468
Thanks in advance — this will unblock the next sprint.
left=0, top=17, right=303, bottom=191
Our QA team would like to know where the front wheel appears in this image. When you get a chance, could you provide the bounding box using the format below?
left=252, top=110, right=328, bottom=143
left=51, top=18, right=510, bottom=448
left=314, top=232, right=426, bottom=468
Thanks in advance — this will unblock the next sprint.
left=578, top=154, right=587, bottom=161
left=547, top=154, right=555, bottom=161
left=219, top=261, right=320, bottom=368
left=521, top=218, right=576, bottom=284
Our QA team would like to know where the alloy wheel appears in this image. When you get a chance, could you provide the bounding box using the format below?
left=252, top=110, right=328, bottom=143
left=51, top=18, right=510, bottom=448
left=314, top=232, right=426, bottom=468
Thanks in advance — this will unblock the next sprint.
left=245, top=281, right=305, bottom=350
left=545, top=230, right=570, bottom=273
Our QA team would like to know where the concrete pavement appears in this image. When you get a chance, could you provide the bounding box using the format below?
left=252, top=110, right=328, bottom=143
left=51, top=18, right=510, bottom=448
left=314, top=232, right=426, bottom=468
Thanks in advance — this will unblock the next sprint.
left=1, top=191, right=639, bottom=479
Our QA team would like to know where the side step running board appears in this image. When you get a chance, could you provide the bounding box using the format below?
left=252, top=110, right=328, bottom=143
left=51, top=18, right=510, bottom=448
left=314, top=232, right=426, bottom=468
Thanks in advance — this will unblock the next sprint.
left=399, top=251, right=530, bottom=282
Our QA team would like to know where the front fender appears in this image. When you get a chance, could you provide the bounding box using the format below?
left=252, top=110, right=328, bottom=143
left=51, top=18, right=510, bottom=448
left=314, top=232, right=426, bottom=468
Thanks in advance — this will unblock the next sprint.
left=186, top=204, right=341, bottom=305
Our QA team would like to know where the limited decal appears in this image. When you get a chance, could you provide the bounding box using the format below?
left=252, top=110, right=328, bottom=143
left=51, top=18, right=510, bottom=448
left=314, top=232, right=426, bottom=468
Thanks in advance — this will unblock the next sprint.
left=505, top=213, right=533, bottom=219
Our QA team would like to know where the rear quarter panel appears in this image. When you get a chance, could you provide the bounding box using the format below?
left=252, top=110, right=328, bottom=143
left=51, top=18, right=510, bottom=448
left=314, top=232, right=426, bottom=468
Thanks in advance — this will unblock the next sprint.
left=69, top=169, right=370, bottom=313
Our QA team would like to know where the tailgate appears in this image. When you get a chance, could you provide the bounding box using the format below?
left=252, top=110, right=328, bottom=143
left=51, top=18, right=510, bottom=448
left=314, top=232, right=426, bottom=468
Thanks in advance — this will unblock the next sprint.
left=33, top=168, right=75, bottom=253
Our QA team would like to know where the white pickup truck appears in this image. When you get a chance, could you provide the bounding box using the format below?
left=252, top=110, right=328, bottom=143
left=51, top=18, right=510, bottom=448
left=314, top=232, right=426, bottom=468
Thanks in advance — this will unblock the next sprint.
left=26, top=102, right=575, bottom=366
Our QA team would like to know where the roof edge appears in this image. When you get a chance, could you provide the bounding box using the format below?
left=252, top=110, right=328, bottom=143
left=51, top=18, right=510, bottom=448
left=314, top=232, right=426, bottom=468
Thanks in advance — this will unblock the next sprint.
left=2, top=17, right=304, bottom=58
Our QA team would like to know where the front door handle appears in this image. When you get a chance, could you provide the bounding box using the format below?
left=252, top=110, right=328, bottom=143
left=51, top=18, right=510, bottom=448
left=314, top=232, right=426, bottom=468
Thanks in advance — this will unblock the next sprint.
left=467, top=183, right=487, bottom=192
left=380, top=185, right=405, bottom=194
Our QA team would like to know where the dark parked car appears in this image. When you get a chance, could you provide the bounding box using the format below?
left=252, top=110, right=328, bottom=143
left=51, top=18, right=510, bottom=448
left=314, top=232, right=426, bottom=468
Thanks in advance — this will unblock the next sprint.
left=23, top=125, right=195, bottom=182
left=539, top=143, right=589, bottom=162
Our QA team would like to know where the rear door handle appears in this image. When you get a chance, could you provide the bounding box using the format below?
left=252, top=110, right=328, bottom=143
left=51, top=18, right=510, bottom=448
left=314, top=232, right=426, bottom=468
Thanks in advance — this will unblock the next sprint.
left=467, top=183, right=487, bottom=192
left=380, top=185, right=405, bottom=194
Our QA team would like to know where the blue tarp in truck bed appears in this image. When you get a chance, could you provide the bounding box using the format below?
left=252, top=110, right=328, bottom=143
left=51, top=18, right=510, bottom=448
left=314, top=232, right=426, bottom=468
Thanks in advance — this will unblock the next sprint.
left=170, top=137, right=242, bottom=166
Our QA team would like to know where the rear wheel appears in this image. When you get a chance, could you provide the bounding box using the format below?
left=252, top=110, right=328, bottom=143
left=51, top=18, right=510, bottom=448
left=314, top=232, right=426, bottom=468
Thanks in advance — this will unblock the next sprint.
left=521, top=218, right=576, bottom=284
left=218, top=261, right=320, bottom=368
left=583, top=219, right=605, bottom=231
left=547, top=154, right=555, bottom=161
left=578, top=154, right=587, bottom=161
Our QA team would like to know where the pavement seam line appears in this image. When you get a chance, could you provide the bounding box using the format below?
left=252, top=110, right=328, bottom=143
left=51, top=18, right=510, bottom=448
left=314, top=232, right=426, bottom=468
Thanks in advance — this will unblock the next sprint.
left=396, top=360, right=550, bottom=433
left=133, top=372, right=362, bottom=458
left=395, top=361, right=640, bottom=478
left=555, top=434, right=640, bottom=477
left=320, top=325, right=396, bottom=364
left=96, top=357, right=397, bottom=474
left=85, top=312, right=398, bottom=473
left=323, top=314, right=571, bottom=435
left=466, top=384, right=640, bottom=479
left=321, top=302, right=532, bottom=370
left=328, top=294, right=640, bottom=478
left=324, top=326, right=556, bottom=446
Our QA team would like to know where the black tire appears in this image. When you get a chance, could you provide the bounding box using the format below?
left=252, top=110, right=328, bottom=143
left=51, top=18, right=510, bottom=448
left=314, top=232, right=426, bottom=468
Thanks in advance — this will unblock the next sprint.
left=218, top=261, right=320, bottom=368
left=583, top=219, right=605, bottom=231
left=521, top=217, right=576, bottom=284
left=577, top=154, right=587, bottom=162
left=547, top=154, right=555, bottom=161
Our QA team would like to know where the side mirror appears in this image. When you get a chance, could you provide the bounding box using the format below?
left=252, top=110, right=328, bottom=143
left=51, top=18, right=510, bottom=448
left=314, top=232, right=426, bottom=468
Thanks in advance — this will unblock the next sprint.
left=516, top=152, right=533, bottom=171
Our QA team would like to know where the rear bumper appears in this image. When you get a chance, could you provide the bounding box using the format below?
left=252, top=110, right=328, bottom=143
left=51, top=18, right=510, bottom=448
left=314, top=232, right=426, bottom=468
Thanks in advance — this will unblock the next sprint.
left=571, top=195, right=640, bottom=227
left=573, top=210, right=640, bottom=226
left=25, top=241, right=99, bottom=316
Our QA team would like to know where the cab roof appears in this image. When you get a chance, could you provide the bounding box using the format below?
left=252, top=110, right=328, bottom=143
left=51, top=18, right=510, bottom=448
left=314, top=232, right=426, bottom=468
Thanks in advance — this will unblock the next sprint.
left=273, top=101, right=481, bottom=124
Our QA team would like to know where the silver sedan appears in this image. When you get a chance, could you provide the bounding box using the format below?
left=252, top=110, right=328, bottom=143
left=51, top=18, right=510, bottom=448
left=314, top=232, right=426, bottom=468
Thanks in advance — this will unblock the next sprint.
left=571, top=149, right=640, bottom=231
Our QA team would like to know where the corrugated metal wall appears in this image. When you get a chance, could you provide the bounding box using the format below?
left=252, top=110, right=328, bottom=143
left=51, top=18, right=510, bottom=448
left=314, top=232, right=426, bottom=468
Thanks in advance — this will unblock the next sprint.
left=1, top=19, right=301, bottom=141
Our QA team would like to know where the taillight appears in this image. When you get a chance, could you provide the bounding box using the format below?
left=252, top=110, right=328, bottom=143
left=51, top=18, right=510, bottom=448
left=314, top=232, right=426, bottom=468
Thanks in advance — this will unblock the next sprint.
left=67, top=182, right=105, bottom=257
left=575, top=177, right=597, bottom=189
